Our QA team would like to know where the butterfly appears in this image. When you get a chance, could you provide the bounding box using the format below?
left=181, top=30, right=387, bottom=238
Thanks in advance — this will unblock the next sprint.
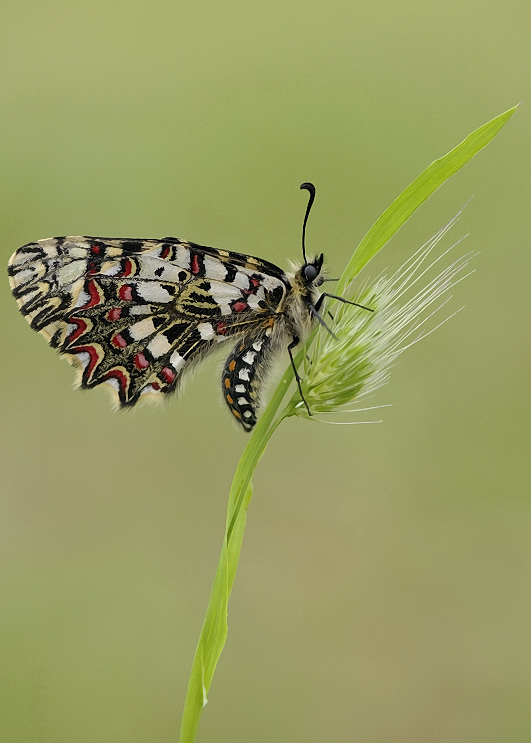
left=7, top=183, right=371, bottom=431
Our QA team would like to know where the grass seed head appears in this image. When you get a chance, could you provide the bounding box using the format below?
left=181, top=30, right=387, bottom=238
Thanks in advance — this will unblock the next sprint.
left=295, top=213, right=475, bottom=422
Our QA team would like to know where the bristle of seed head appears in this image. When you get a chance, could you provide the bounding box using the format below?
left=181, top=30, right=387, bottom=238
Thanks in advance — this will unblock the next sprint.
left=296, top=214, right=475, bottom=422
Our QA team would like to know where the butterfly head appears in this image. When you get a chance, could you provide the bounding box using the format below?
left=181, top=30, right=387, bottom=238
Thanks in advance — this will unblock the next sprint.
left=302, top=253, right=325, bottom=286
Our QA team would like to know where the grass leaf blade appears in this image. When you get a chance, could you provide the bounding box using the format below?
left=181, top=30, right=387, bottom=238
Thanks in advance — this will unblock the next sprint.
left=338, top=104, right=519, bottom=291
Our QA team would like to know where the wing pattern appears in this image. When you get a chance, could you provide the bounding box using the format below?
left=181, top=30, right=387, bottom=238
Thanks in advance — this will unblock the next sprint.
left=8, top=236, right=290, bottom=419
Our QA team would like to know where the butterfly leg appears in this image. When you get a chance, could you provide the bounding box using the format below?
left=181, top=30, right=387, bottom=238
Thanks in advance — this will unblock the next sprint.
left=316, top=292, right=373, bottom=312
left=287, top=336, right=312, bottom=418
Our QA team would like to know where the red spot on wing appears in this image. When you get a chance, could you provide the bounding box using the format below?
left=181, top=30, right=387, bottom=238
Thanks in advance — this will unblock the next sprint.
left=103, top=369, right=128, bottom=396
left=161, top=245, right=171, bottom=259
left=161, top=366, right=176, bottom=384
left=216, top=321, right=227, bottom=335
left=107, top=307, right=122, bottom=321
left=233, top=301, right=247, bottom=312
left=65, top=317, right=87, bottom=344
left=112, top=333, right=128, bottom=349
left=151, top=382, right=161, bottom=391
left=191, top=254, right=200, bottom=274
left=119, top=259, right=133, bottom=277
left=78, top=280, right=101, bottom=309
left=91, top=245, right=101, bottom=255
left=134, top=352, right=149, bottom=370
left=242, top=277, right=262, bottom=296
left=119, top=285, right=133, bottom=301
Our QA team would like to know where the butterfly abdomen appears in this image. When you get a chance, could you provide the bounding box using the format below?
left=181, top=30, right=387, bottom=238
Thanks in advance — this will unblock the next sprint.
left=221, top=322, right=284, bottom=431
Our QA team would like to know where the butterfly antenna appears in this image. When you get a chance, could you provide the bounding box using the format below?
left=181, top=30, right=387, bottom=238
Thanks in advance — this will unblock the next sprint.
left=300, top=182, right=316, bottom=265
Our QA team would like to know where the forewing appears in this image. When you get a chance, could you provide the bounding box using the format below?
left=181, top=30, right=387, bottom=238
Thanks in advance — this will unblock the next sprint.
left=8, top=235, right=288, bottom=407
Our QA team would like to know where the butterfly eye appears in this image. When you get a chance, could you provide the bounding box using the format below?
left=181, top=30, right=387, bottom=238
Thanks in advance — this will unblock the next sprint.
left=304, top=264, right=318, bottom=282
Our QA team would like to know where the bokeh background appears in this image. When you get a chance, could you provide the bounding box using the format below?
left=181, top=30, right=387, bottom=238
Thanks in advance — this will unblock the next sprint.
left=0, top=1, right=529, bottom=741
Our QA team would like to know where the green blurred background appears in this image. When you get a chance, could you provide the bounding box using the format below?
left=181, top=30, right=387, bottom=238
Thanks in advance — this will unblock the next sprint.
left=0, top=1, right=529, bottom=741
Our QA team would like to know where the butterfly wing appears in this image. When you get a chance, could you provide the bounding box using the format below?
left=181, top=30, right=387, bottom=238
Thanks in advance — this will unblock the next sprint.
left=8, top=236, right=289, bottom=406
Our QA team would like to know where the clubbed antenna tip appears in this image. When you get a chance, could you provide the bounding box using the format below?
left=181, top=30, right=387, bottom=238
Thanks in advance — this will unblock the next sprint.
left=300, top=182, right=316, bottom=264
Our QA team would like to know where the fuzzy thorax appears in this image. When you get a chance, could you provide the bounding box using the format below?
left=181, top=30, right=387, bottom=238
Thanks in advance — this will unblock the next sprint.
left=282, top=258, right=324, bottom=341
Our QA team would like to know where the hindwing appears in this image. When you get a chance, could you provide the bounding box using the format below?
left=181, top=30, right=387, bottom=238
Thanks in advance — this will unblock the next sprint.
left=8, top=235, right=289, bottom=408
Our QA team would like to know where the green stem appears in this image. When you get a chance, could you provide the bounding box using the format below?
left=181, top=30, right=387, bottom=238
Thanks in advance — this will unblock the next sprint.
left=178, top=363, right=297, bottom=743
